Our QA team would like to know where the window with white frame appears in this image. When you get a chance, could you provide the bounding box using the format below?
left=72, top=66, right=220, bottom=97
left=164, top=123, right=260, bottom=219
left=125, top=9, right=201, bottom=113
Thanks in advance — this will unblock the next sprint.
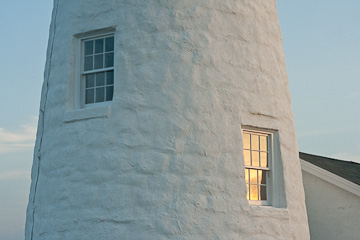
left=81, top=34, right=114, bottom=106
left=243, top=129, right=273, bottom=205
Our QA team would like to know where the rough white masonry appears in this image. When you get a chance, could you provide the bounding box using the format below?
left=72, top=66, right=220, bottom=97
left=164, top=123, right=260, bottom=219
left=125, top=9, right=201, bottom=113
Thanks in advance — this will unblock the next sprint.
left=26, top=0, right=310, bottom=239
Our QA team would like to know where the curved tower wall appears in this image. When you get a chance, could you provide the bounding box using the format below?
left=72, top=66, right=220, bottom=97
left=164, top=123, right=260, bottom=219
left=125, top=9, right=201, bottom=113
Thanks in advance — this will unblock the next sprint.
left=26, top=0, right=310, bottom=239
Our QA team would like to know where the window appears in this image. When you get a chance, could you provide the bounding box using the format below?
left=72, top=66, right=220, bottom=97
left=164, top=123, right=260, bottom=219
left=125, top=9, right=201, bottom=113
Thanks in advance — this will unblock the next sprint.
left=81, top=34, right=114, bottom=106
left=243, top=129, right=272, bottom=205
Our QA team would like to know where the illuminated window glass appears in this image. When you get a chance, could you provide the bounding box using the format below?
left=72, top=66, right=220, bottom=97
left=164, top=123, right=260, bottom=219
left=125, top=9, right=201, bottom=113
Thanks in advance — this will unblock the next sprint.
left=243, top=129, right=271, bottom=205
left=82, top=34, right=114, bottom=106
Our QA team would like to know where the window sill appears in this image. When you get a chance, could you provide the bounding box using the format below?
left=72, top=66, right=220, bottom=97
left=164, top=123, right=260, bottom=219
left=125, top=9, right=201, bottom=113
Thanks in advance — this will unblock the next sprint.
left=248, top=200, right=269, bottom=206
left=64, top=105, right=111, bottom=123
left=247, top=205, right=290, bottom=219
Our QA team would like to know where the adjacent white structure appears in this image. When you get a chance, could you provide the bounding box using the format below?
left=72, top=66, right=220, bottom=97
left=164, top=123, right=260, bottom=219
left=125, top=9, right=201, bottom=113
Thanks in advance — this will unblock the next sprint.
left=26, top=1, right=310, bottom=239
left=300, top=153, right=360, bottom=240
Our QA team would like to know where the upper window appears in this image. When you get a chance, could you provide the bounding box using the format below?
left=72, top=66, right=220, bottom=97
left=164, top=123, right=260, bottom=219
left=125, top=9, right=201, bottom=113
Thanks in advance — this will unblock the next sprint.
left=243, top=129, right=272, bottom=206
left=81, top=34, right=114, bottom=106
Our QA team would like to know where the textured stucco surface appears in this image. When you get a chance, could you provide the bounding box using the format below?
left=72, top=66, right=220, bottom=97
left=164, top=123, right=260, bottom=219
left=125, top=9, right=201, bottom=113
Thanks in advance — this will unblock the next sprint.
left=26, top=0, right=309, bottom=239
left=302, top=171, right=360, bottom=240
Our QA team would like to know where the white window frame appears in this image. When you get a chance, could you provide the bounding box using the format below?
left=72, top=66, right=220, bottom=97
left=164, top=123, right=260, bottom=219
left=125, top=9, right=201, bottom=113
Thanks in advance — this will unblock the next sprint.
left=79, top=32, right=115, bottom=108
left=242, top=128, right=275, bottom=206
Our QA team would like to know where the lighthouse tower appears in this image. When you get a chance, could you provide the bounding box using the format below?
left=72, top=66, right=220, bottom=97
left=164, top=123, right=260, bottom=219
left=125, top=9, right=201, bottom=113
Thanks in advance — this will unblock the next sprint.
left=26, top=0, right=310, bottom=239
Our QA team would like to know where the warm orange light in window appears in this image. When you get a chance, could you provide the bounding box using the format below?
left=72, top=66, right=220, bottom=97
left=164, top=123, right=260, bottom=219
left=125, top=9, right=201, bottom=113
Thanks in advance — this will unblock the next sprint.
left=251, top=134, right=259, bottom=150
left=243, top=133, right=250, bottom=149
left=243, top=130, right=270, bottom=202
left=244, top=150, right=251, bottom=166
left=252, top=151, right=260, bottom=167
left=260, top=152, right=268, bottom=167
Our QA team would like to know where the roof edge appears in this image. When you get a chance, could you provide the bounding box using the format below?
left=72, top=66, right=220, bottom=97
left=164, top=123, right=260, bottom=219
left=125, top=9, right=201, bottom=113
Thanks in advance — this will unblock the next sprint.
left=299, top=151, right=358, bottom=164
left=300, top=159, right=360, bottom=197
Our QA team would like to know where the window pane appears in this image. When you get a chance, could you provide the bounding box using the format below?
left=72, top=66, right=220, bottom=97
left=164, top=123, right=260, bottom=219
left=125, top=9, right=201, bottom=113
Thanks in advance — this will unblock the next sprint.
left=105, top=52, right=114, bottom=68
left=251, top=134, right=259, bottom=150
left=86, top=74, right=95, bottom=88
left=95, top=39, right=104, bottom=53
left=244, top=150, right=251, bottom=166
left=106, top=86, right=114, bottom=101
left=260, top=136, right=267, bottom=151
left=260, top=152, right=268, bottom=167
left=85, top=89, right=94, bottom=104
left=252, top=151, right=259, bottom=167
left=95, top=72, right=105, bottom=87
left=245, top=169, right=249, bottom=184
left=84, top=56, right=93, bottom=71
left=250, top=185, right=258, bottom=200
left=95, top=87, right=105, bottom=102
left=246, top=184, right=250, bottom=200
left=249, top=169, right=257, bottom=184
left=106, top=71, right=114, bottom=85
left=96, top=72, right=105, bottom=86
left=259, top=170, right=267, bottom=185
left=105, top=36, right=114, bottom=52
left=259, top=185, right=267, bottom=201
left=94, top=54, right=104, bottom=69
left=84, top=40, right=94, bottom=56
left=243, top=133, right=250, bottom=149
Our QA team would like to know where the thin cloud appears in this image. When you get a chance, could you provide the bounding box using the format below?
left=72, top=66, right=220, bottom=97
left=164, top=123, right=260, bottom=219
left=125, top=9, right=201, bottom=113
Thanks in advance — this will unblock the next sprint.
left=348, top=92, right=360, bottom=99
left=0, top=118, right=37, bottom=154
left=329, top=143, right=360, bottom=163
left=0, top=170, right=31, bottom=180
left=330, top=152, right=360, bottom=164
left=297, top=126, right=360, bottom=138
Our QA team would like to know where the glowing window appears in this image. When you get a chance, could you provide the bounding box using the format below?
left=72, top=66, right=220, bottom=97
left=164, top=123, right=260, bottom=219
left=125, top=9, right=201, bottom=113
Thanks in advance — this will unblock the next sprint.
left=243, top=129, right=272, bottom=205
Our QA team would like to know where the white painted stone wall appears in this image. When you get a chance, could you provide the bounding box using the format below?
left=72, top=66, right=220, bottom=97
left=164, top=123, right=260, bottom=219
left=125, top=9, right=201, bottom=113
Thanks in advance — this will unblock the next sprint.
left=26, top=0, right=310, bottom=239
left=302, top=171, right=360, bottom=240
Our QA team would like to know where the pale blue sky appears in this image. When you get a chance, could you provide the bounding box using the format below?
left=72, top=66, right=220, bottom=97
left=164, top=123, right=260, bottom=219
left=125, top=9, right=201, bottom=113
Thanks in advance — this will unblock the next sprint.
left=278, top=0, right=360, bottom=161
left=0, top=1, right=359, bottom=239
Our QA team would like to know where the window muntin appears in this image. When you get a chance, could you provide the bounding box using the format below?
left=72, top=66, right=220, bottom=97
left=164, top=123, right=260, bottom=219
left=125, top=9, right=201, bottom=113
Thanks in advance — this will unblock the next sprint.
left=81, top=34, right=114, bottom=106
left=243, top=130, right=271, bottom=205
